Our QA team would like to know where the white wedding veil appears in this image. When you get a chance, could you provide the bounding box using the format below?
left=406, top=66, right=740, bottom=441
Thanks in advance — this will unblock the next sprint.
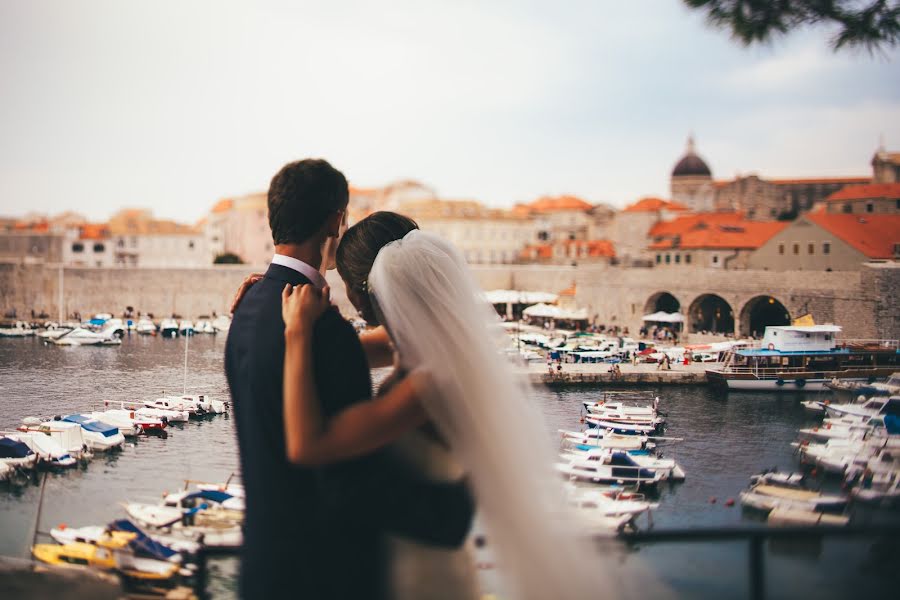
left=368, top=230, right=607, bottom=599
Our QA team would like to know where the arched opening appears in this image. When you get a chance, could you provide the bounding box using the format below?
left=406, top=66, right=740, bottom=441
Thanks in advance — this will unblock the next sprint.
left=644, top=291, right=681, bottom=315
left=688, top=294, right=734, bottom=335
left=740, top=296, right=791, bottom=338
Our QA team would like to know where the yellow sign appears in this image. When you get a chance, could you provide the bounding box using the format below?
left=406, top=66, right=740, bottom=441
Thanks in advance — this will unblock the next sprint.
left=792, top=313, right=815, bottom=327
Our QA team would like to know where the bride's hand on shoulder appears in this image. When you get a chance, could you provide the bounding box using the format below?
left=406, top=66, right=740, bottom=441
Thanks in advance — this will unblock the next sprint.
left=230, top=273, right=265, bottom=314
left=282, top=284, right=331, bottom=338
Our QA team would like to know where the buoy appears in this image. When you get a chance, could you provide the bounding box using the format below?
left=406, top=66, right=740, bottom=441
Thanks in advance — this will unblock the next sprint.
left=725, top=498, right=735, bottom=507
left=58, top=523, right=67, bottom=530
left=709, top=497, right=717, bottom=504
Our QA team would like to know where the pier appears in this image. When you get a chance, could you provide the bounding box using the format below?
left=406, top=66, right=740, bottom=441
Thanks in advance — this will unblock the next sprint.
left=526, top=362, right=711, bottom=387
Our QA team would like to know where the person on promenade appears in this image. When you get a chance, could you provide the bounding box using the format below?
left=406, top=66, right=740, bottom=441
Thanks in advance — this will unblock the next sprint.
left=225, top=160, right=475, bottom=600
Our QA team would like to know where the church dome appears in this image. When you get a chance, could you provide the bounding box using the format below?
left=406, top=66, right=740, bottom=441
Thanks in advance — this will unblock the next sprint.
left=672, top=136, right=711, bottom=178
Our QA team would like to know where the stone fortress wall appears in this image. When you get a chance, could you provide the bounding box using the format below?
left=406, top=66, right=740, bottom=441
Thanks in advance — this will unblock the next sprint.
left=1, top=261, right=897, bottom=341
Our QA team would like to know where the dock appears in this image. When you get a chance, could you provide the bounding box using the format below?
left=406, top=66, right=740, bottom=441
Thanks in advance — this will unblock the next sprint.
left=526, top=362, right=711, bottom=387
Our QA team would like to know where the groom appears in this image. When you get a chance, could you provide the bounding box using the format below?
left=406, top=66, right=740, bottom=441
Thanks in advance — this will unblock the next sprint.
left=225, top=159, right=474, bottom=599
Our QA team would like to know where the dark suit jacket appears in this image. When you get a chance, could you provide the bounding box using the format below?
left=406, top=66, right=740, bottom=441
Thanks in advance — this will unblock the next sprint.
left=225, top=263, right=474, bottom=599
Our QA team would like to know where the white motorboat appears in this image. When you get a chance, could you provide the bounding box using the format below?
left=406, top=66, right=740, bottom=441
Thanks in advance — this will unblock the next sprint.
left=195, top=480, right=244, bottom=499
left=159, top=394, right=227, bottom=415
left=0, top=434, right=38, bottom=470
left=36, top=323, right=72, bottom=340
left=212, top=315, right=231, bottom=333
left=823, top=396, right=900, bottom=420
left=49, top=327, right=121, bottom=346
left=60, top=414, right=125, bottom=451
left=583, top=398, right=659, bottom=418
left=17, top=419, right=88, bottom=459
left=0, top=321, right=35, bottom=337
left=159, top=319, right=179, bottom=338
left=749, top=471, right=805, bottom=488
left=135, top=318, right=157, bottom=335
left=800, top=400, right=826, bottom=414
left=851, top=471, right=900, bottom=506
left=144, top=397, right=199, bottom=417
left=739, top=483, right=847, bottom=513
left=5, top=431, right=77, bottom=468
left=124, top=503, right=243, bottom=550
left=194, top=318, right=216, bottom=334
left=561, top=447, right=685, bottom=481
left=179, top=320, right=195, bottom=336
left=162, top=489, right=245, bottom=512
left=767, top=506, right=849, bottom=527
left=559, top=430, right=649, bottom=451
left=583, top=415, right=657, bottom=434
left=556, top=452, right=663, bottom=488
left=89, top=410, right=164, bottom=435
left=107, top=400, right=189, bottom=423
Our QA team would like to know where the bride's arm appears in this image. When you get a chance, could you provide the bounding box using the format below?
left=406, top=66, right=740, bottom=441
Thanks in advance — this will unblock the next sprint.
left=282, top=284, right=428, bottom=466
left=358, top=326, right=394, bottom=368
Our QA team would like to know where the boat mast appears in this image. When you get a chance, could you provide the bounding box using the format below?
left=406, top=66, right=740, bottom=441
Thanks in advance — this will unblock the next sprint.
left=183, top=330, right=189, bottom=395
left=57, top=264, right=64, bottom=323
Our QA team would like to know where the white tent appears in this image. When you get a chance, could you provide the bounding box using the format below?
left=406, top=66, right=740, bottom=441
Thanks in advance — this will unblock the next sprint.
left=641, top=311, right=685, bottom=323
left=523, top=303, right=589, bottom=321
left=484, top=289, right=559, bottom=305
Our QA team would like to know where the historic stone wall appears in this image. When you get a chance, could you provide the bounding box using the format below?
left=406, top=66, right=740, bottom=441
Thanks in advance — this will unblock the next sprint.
left=1, top=261, right=897, bottom=340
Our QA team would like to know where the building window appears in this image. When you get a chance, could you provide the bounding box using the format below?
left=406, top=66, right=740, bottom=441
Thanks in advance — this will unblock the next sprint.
left=665, top=254, right=670, bottom=264
left=866, top=202, right=874, bottom=213
left=72, top=242, right=84, bottom=253
left=778, top=243, right=784, bottom=255
left=656, top=254, right=661, bottom=264
left=188, top=240, right=195, bottom=249
left=823, top=242, right=831, bottom=255
left=807, top=243, right=814, bottom=255
left=712, top=255, right=719, bottom=264
left=93, top=243, right=105, bottom=253
left=674, top=254, right=681, bottom=264
left=793, top=243, right=799, bottom=255
left=894, top=243, right=900, bottom=258
left=685, top=254, right=692, bottom=264
left=896, top=199, right=900, bottom=210
left=843, top=203, right=852, bottom=214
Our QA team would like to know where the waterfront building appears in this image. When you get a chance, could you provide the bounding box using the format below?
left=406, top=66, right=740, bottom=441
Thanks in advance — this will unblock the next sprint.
left=62, top=223, right=115, bottom=267
left=399, top=198, right=535, bottom=264
left=514, top=195, right=595, bottom=243
left=106, top=209, right=209, bottom=268
left=608, top=197, right=689, bottom=264
left=872, top=145, right=900, bottom=183
left=205, top=194, right=272, bottom=265
left=648, top=213, right=787, bottom=270
left=823, top=183, right=900, bottom=215
left=520, top=239, right=615, bottom=266
left=748, top=212, right=900, bottom=271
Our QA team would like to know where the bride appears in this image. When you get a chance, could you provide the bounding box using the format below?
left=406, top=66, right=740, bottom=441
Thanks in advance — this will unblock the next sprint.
left=279, top=211, right=603, bottom=599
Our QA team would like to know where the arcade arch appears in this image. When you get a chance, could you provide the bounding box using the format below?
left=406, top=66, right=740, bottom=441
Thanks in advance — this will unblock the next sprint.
left=688, top=294, right=735, bottom=334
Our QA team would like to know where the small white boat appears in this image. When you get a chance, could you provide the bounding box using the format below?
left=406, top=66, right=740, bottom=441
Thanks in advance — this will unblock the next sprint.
left=767, top=506, right=849, bottom=527
left=556, top=452, right=663, bottom=488
left=135, top=318, right=157, bottom=335
left=17, top=419, right=88, bottom=459
left=739, top=483, right=847, bottom=513
left=179, top=320, right=194, bottom=336
left=561, top=447, right=685, bottom=481
left=89, top=410, right=164, bottom=436
left=159, top=319, right=179, bottom=338
left=158, top=394, right=227, bottom=415
left=749, top=471, right=805, bottom=488
left=60, top=415, right=125, bottom=452
left=0, top=321, right=35, bottom=337
left=800, top=400, right=826, bottom=414
left=36, top=323, right=72, bottom=340
left=0, top=434, right=38, bottom=470
left=5, top=432, right=77, bottom=468
left=824, top=396, right=900, bottom=420
left=194, top=318, right=216, bottom=334
left=559, top=430, right=649, bottom=451
left=583, top=415, right=657, bottom=434
left=49, top=327, right=121, bottom=347
left=124, top=503, right=243, bottom=550
left=162, top=489, right=245, bottom=512
left=107, top=400, right=189, bottom=423
left=212, top=315, right=231, bottom=333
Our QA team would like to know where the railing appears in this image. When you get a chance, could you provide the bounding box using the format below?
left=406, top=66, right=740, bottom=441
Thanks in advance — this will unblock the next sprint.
left=738, top=338, right=899, bottom=351
left=619, top=524, right=900, bottom=600
left=714, top=365, right=887, bottom=375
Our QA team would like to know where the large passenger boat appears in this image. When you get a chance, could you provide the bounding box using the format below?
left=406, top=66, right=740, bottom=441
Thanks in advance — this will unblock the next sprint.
left=706, top=325, right=899, bottom=392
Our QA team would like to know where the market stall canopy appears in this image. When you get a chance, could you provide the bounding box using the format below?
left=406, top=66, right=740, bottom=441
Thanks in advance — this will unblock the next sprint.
left=485, top=289, right=559, bottom=304
left=523, top=303, right=589, bottom=320
left=642, top=311, right=685, bottom=323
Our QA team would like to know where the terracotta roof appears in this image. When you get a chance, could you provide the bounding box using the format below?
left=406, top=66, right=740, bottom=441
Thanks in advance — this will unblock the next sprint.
left=13, top=220, right=50, bottom=232
left=402, top=198, right=528, bottom=221
left=521, top=195, right=593, bottom=213
left=825, top=183, right=900, bottom=202
left=876, top=152, right=900, bottom=165
left=78, top=223, right=110, bottom=240
left=649, top=218, right=787, bottom=250
left=648, top=211, right=745, bottom=238
left=804, top=212, right=900, bottom=259
left=623, top=197, right=689, bottom=213
left=767, top=177, right=869, bottom=186
left=559, top=284, right=577, bottom=297
left=211, top=199, right=234, bottom=214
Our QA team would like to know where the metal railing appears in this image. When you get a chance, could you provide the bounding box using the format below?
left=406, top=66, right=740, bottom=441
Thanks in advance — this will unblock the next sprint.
left=619, top=523, right=900, bottom=600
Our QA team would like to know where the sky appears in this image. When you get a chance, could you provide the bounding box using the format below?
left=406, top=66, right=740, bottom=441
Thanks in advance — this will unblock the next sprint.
left=1, top=0, right=899, bottom=223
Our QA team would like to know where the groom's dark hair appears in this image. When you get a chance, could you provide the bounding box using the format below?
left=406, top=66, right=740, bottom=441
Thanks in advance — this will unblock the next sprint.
left=267, top=159, right=349, bottom=245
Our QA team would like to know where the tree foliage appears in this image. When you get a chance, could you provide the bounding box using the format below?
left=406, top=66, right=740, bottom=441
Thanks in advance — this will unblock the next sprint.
left=213, top=252, right=244, bottom=264
left=683, top=0, right=900, bottom=52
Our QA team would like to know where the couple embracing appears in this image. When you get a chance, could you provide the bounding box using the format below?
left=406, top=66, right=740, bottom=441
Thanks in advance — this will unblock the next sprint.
left=225, top=159, right=600, bottom=599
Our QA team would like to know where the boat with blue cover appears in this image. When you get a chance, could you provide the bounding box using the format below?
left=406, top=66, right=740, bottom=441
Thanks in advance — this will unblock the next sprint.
left=61, top=414, right=125, bottom=451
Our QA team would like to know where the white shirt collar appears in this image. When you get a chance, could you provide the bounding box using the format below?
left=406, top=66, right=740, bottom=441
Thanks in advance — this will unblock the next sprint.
left=271, top=254, right=327, bottom=289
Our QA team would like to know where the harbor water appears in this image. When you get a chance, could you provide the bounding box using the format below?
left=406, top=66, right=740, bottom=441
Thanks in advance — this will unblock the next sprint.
left=1, top=335, right=897, bottom=598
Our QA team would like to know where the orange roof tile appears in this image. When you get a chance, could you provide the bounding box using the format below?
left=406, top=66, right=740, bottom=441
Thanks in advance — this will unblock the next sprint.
left=522, top=195, right=593, bottom=213
left=804, top=212, right=900, bottom=259
left=826, top=183, right=900, bottom=202
left=623, top=197, right=689, bottom=213
left=212, top=199, right=234, bottom=214
left=648, top=211, right=745, bottom=238
left=559, top=284, right=577, bottom=297
left=520, top=239, right=615, bottom=260
left=79, top=223, right=109, bottom=240
left=649, top=219, right=787, bottom=250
